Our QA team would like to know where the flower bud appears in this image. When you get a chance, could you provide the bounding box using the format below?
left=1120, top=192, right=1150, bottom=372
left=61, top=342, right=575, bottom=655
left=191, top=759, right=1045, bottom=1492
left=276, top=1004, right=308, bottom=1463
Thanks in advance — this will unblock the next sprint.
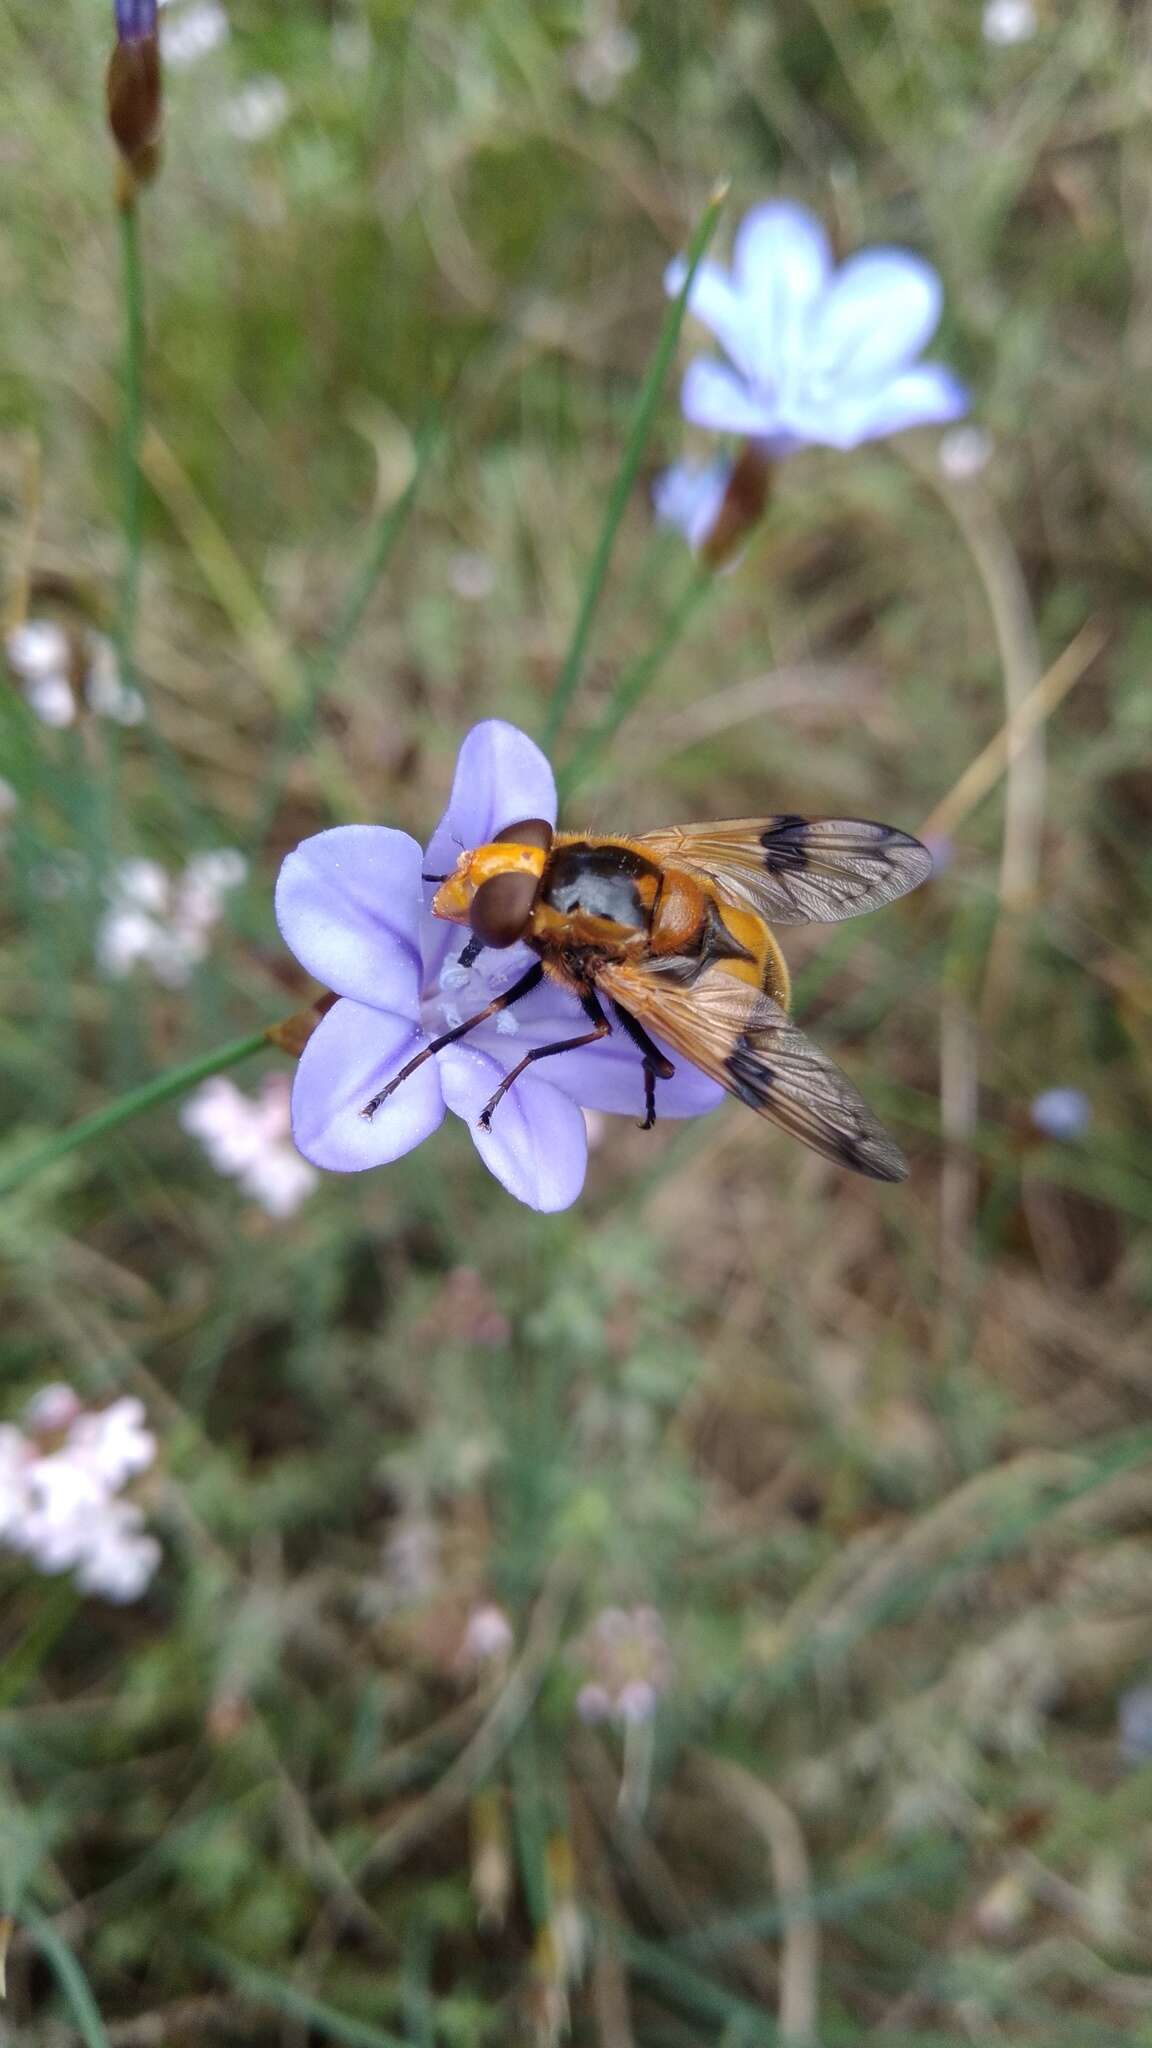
left=106, top=0, right=162, bottom=191
left=698, top=441, right=773, bottom=569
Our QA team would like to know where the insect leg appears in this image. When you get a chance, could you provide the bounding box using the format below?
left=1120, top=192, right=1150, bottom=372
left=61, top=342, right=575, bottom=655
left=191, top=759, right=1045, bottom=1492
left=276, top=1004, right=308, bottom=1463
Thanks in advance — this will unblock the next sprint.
left=609, top=1001, right=674, bottom=1131
left=456, top=934, right=485, bottom=970
left=359, top=961, right=545, bottom=1121
left=476, top=988, right=611, bottom=1131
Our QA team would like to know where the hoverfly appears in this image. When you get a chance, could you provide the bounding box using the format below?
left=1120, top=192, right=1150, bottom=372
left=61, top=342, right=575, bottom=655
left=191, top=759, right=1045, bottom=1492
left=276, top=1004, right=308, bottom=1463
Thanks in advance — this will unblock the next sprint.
left=363, top=813, right=932, bottom=1181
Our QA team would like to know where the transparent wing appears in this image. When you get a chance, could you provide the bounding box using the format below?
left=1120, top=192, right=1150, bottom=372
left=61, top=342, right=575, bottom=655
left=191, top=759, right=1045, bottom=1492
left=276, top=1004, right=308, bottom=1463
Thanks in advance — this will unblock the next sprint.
left=637, top=816, right=932, bottom=925
left=598, top=958, right=908, bottom=1182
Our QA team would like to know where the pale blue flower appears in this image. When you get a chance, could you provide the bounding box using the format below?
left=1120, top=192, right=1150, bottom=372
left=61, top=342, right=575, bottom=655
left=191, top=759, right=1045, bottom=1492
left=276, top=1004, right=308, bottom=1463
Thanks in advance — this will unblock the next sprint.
left=1030, top=1088, right=1091, bottom=1141
left=666, top=200, right=968, bottom=453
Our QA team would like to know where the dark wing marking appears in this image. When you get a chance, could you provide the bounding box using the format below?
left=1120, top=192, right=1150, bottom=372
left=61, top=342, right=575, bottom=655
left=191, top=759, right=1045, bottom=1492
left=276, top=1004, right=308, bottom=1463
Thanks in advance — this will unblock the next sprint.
left=596, top=958, right=908, bottom=1182
left=637, top=817, right=932, bottom=925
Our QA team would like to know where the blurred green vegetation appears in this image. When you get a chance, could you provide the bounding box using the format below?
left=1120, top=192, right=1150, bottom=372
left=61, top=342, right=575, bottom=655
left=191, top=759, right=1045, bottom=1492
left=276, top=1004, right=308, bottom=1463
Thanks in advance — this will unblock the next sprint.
left=3, top=0, right=1152, bottom=2042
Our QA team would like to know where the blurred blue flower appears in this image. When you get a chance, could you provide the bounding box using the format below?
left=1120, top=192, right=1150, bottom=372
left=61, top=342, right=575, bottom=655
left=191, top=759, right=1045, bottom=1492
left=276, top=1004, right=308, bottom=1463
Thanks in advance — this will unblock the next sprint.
left=666, top=200, right=968, bottom=453
left=115, top=0, right=158, bottom=41
left=1029, top=1087, right=1091, bottom=1141
left=651, top=460, right=733, bottom=554
left=1118, top=1683, right=1152, bottom=1766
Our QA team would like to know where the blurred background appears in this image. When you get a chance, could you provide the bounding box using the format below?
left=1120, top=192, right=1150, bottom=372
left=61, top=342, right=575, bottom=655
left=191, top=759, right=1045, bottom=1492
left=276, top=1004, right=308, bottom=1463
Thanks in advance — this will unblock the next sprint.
left=3, top=0, right=1152, bottom=2041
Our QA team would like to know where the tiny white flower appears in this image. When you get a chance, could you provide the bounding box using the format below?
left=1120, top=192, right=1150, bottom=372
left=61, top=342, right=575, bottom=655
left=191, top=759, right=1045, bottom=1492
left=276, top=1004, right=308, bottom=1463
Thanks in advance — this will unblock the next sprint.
left=160, top=0, right=229, bottom=66
left=25, top=672, right=77, bottom=729
left=224, top=77, right=290, bottom=143
left=72, top=1500, right=161, bottom=1603
left=460, top=1603, right=515, bottom=1666
left=982, top=0, right=1037, bottom=45
left=86, top=636, right=146, bottom=726
left=22, top=1384, right=83, bottom=1436
left=69, top=1397, right=156, bottom=1489
left=567, top=25, right=639, bottom=104
left=448, top=551, right=496, bottom=602
left=6, top=620, right=70, bottom=682
left=938, top=424, right=993, bottom=480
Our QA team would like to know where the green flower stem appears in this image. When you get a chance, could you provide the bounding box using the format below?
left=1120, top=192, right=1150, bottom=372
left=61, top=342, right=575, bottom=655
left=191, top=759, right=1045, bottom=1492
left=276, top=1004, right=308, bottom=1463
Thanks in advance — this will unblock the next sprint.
left=0, top=1029, right=270, bottom=1202
left=117, top=197, right=146, bottom=678
left=556, top=563, right=713, bottom=801
left=540, top=180, right=728, bottom=754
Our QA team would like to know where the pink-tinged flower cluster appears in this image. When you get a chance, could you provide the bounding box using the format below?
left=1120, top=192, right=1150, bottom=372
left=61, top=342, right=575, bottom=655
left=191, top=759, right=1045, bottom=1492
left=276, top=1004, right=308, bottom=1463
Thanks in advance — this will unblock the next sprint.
left=0, top=1386, right=160, bottom=1603
left=458, top=1601, right=515, bottom=1669
left=180, top=1073, right=317, bottom=1217
left=97, top=849, right=246, bottom=987
left=575, top=1605, right=672, bottom=1727
left=274, top=721, right=721, bottom=1214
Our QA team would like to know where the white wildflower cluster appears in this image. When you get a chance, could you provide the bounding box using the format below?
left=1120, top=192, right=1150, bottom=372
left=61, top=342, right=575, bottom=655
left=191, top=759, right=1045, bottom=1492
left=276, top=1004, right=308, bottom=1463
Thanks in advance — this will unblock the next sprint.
left=5, top=620, right=145, bottom=730
left=575, top=1604, right=671, bottom=1726
left=0, top=1387, right=161, bottom=1603
left=96, top=849, right=247, bottom=987
left=180, top=1072, right=317, bottom=1217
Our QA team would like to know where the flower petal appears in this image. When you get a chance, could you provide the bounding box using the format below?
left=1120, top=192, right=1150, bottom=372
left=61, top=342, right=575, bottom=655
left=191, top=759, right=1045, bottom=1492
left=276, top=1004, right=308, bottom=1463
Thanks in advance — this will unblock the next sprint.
left=793, top=363, right=969, bottom=449
left=809, top=249, right=944, bottom=387
left=680, top=358, right=781, bottom=437
left=732, top=201, right=831, bottom=385
left=291, top=997, right=444, bottom=1172
left=651, top=461, right=731, bottom=554
left=439, top=1041, right=588, bottom=1213
left=423, top=720, right=557, bottom=880
left=665, top=256, right=756, bottom=380
left=477, top=979, right=726, bottom=1119
left=275, top=827, right=425, bottom=1012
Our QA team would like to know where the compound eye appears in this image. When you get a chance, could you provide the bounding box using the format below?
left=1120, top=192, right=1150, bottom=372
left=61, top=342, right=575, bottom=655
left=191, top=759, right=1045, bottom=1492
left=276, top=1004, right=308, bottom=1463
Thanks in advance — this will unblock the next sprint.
left=494, top=818, right=553, bottom=853
left=469, top=871, right=538, bottom=948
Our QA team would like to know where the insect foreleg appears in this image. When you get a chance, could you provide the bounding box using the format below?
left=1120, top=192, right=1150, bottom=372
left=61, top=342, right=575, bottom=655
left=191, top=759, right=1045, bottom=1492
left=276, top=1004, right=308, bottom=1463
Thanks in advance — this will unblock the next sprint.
left=360, top=961, right=545, bottom=1121
left=476, top=987, right=610, bottom=1131
left=609, top=1001, right=674, bottom=1131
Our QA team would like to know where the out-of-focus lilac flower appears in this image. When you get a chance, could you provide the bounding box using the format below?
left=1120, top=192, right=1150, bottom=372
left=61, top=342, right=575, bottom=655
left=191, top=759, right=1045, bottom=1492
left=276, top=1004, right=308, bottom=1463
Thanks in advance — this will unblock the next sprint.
left=0, top=1387, right=160, bottom=1604
left=666, top=200, right=968, bottom=453
left=1119, top=1683, right=1152, bottom=1766
left=652, top=461, right=733, bottom=554
left=567, top=24, right=639, bottom=103
left=575, top=1605, right=671, bottom=1726
left=97, top=849, right=246, bottom=987
left=1029, top=1088, right=1091, bottom=1141
left=224, top=77, right=290, bottom=142
left=982, top=0, right=1037, bottom=44
left=938, top=425, right=993, bottom=480
left=275, top=721, right=722, bottom=1214
left=459, top=1602, right=515, bottom=1668
left=159, top=0, right=228, bottom=67
left=181, top=1073, right=318, bottom=1217
left=5, top=620, right=145, bottom=729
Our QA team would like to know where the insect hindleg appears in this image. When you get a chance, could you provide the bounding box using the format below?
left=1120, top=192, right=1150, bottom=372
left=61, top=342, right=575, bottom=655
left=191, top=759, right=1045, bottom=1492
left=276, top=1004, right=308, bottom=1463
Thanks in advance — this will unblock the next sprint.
left=609, top=1001, right=674, bottom=1131
left=476, top=988, right=610, bottom=1132
left=360, top=961, right=544, bottom=1122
